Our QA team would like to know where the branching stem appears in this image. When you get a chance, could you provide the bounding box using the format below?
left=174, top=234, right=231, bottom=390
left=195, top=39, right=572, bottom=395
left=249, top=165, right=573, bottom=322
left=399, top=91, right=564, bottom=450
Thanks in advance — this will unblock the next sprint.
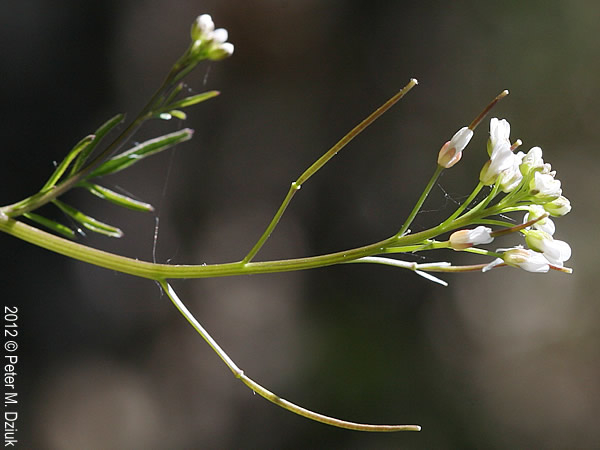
left=397, top=165, right=444, bottom=237
left=242, top=79, right=418, bottom=263
left=0, top=213, right=447, bottom=280
left=1, top=53, right=192, bottom=218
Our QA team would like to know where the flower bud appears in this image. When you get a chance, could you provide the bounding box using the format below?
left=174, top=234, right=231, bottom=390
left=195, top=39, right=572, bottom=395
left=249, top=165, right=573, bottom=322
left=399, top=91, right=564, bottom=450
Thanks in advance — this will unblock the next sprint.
left=191, top=14, right=215, bottom=41
left=525, top=229, right=552, bottom=253
left=487, top=117, right=511, bottom=156
left=449, top=226, right=494, bottom=250
left=502, top=247, right=550, bottom=273
left=479, top=142, right=513, bottom=185
left=437, top=127, right=473, bottom=168
left=519, top=146, right=544, bottom=175
left=543, top=195, right=571, bottom=216
left=208, top=42, right=234, bottom=60
left=525, top=230, right=571, bottom=267
left=212, top=28, right=229, bottom=44
left=188, top=16, right=234, bottom=62
left=529, top=171, right=561, bottom=201
left=498, top=151, right=524, bottom=193
left=524, top=205, right=555, bottom=235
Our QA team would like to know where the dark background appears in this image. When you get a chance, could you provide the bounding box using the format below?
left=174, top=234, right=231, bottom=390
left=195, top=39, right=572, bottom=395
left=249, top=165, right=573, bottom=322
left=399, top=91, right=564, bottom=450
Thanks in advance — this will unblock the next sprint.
left=1, top=1, right=599, bottom=448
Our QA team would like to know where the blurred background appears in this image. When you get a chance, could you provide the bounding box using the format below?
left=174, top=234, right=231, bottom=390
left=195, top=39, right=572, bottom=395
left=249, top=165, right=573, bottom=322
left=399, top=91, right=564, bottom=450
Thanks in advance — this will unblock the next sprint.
left=1, top=1, right=599, bottom=448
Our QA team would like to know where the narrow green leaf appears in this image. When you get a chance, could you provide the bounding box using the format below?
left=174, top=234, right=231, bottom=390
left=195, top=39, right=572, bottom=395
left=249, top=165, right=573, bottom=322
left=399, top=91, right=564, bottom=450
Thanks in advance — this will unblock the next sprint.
left=79, top=182, right=154, bottom=212
left=154, top=90, right=217, bottom=120
left=70, top=113, right=125, bottom=175
left=165, top=90, right=219, bottom=110
left=23, top=212, right=75, bottom=239
left=41, top=135, right=95, bottom=191
left=86, top=128, right=194, bottom=179
left=53, top=199, right=123, bottom=238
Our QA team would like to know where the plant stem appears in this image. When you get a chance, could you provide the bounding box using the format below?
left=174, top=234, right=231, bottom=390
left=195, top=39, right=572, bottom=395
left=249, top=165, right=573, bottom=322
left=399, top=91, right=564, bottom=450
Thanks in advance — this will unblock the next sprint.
left=468, top=90, right=509, bottom=131
left=160, top=281, right=421, bottom=432
left=296, top=79, right=418, bottom=187
left=440, top=182, right=484, bottom=227
left=242, top=183, right=300, bottom=263
left=1, top=55, right=193, bottom=219
left=397, top=165, right=444, bottom=237
left=242, top=79, right=418, bottom=263
left=0, top=213, right=445, bottom=281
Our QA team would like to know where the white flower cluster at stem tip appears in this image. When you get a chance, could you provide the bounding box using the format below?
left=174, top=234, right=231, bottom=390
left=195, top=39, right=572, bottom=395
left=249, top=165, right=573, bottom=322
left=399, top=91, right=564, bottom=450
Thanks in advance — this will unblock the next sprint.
left=473, top=117, right=571, bottom=273
left=440, top=115, right=572, bottom=274
left=190, top=14, right=234, bottom=61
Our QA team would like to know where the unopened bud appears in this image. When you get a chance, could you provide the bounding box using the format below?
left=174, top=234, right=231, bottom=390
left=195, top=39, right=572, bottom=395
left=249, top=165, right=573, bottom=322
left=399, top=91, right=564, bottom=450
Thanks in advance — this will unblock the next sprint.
left=437, top=127, right=473, bottom=168
left=543, top=195, right=571, bottom=217
left=502, top=247, right=550, bottom=273
left=191, top=14, right=215, bottom=41
left=208, top=42, right=234, bottom=60
left=449, top=226, right=494, bottom=250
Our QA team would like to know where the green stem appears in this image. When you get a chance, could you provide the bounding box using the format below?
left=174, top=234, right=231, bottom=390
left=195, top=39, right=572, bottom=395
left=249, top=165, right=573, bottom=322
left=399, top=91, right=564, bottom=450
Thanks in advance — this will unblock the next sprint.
left=1, top=54, right=193, bottom=219
left=476, top=218, right=518, bottom=228
left=160, top=281, right=421, bottom=432
left=453, top=181, right=501, bottom=225
left=242, top=79, right=418, bottom=263
left=440, top=182, right=484, bottom=227
left=296, top=79, right=418, bottom=188
left=3, top=116, right=143, bottom=218
left=0, top=214, right=445, bottom=281
left=418, top=262, right=499, bottom=273
left=461, top=247, right=501, bottom=258
left=242, top=183, right=299, bottom=263
left=397, top=165, right=444, bottom=237
left=383, top=240, right=446, bottom=253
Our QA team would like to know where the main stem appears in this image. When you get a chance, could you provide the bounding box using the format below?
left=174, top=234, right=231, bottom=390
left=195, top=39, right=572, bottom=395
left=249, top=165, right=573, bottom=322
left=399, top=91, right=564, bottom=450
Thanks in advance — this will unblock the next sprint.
left=0, top=213, right=447, bottom=281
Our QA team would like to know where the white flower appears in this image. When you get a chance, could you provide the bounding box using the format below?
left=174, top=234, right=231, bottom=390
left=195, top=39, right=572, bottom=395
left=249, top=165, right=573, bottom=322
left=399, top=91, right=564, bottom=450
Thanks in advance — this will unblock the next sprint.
left=488, top=118, right=511, bottom=156
left=543, top=239, right=571, bottom=266
left=483, top=246, right=550, bottom=273
left=498, top=151, right=524, bottom=193
left=524, top=205, right=555, bottom=235
left=449, top=226, right=494, bottom=250
left=437, top=127, right=474, bottom=168
left=530, top=171, right=562, bottom=201
left=479, top=141, right=514, bottom=185
left=479, top=118, right=523, bottom=191
left=519, top=146, right=545, bottom=175
left=544, top=195, right=571, bottom=217
left=525, top=230, right=571, bottom=267
left=505, top=247, right=551, bottom=272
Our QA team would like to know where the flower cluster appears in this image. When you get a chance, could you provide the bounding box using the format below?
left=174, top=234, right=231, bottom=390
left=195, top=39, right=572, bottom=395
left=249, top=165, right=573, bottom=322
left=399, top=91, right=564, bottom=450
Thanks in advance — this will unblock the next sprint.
left=447, top=117, right=572, bottom=274
left=190, top=14, right=234, bottom=61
